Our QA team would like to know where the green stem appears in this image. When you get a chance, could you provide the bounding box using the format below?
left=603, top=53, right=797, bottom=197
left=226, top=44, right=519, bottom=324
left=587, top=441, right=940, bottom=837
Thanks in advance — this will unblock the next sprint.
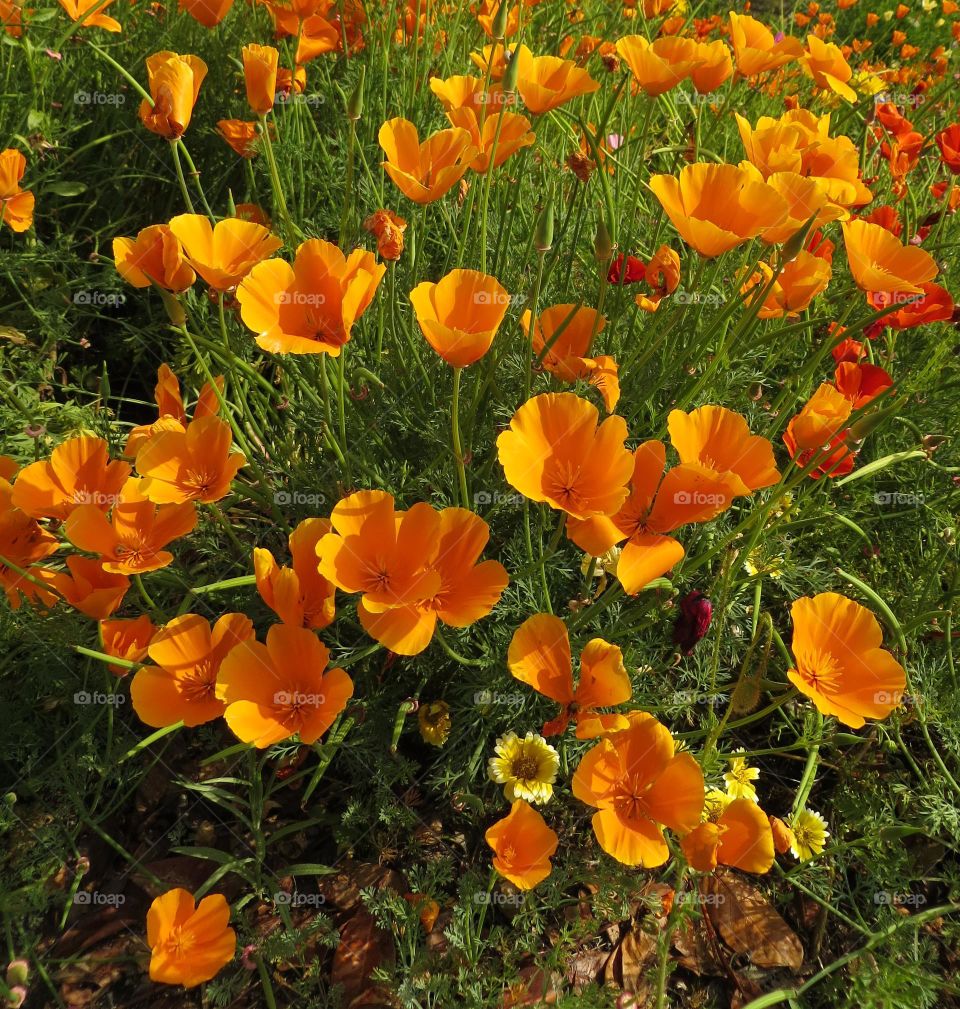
left=451, top=367, right=470, bottom=507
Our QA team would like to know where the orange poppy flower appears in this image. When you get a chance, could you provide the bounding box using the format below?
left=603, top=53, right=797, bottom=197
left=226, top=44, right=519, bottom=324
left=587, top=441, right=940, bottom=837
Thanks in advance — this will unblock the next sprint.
left=615, top=35, right=701, bottom=96
left=0, top=149, right=34, bottom=233
left=178, top=0, right=235, bottom=27
left=147, top=888, right=235, bottom=988
left=12, top=436, right=131, bottom=522
left=787, top=592, right=906, bottom=728
left=379, top=119, right=476, bottom=204
left=668, top=406, right=781, bottom=492
left=735, top=109, right=824, bottom=177
left=136, top=416, right=245, bottom=504
left=936, top=124, right=960, bottom=173
left=649, top=163, right=788, bottom=258
left=868, top=283, right=954, bottom=329
left=566, top=439, right=744, bottom=594
left=100, top=614, right=155, bottom=675
left=409, top=269, right=510, bottom=367
left=760, top=172, right=847, bottom=245
left=485, top=800, right=558, bottom=890
left=237, top=238, right=385, bottom=355
left=689, top=38, right=734, bottom=93
left=573, top=711, right=705, bottom=867
left=318, top=494, right=508, bottom=655
left=740, top=251, right=832, bottom=319
left=429, top=74, right=504, bottom=113
left=803, top=35, right=856, bottom=101
left=295, top=14, right=340, bottom=63
left=139, top=52, right=207, bottom=139
left=728, top=12, right=805, bottom=75
left=0, top=1, right=25, bottom=38
left=39, top=556, right=130, bottom=619
left=168, top=214, right=281, bottom=292
left=508, top=612, right=631, bottom=738
left=64, top=478, right=197, bottom=575
left=511, top=44, right=601, bottom=114
left=469, top=43, right=510, bottom=79
left=242, top=43, right=279, bottom=115
left=59, top=0, right=121, bottom=30
left=217, top=119, right=260, bottom=158
left=131, top=612, right=253, bottom=727
left=445, top=107, right=535, bottom=173
left=786, top=383, right=852, bottom=452
left=520, top=304, right=620, bottom=412
left=833, top=361, right=893, bottom=407
left=124, top=364, right=222, bottom=458
left=496, top=393, right=633, bottom=520
left=0, top=476, right=59, bottom=609
left=841, top=219, right=938, bottom=293
left=636, top=244, right=682, bottom=312
left=254, top=517, right=336, bottom=630
left=216, top=624, right=354, bottom=747
left=113, top=224, right=195, bottom=292
left=783, top=421, right=854, bottom=479
left=681, top=797, right=775, bottom=873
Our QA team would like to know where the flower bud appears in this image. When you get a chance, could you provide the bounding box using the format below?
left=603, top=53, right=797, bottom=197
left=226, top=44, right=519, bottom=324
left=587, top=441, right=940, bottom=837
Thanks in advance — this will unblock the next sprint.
left=594, top=218, right=613, bottom=264
left=5, top=962, right=28, bottom=988
left=672, top=590, right=712, bottom=655
left=159, top=288, right=187, bottom=327
left=491, top=0, right=510, bottom=40
left=347, top=65, right=365, bottom=121
left=534, top=194, right=554, bottom=253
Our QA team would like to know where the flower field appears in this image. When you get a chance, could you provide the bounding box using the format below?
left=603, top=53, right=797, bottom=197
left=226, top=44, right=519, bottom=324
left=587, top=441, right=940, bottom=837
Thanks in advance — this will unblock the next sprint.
left=1, top=0, right=960, bottom=1005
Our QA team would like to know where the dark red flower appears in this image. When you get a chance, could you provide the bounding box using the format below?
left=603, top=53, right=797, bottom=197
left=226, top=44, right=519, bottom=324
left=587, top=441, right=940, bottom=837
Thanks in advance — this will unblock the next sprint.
left=672, top=591, right=713, bottom=655
left=607, top=253, right=646, bottom=285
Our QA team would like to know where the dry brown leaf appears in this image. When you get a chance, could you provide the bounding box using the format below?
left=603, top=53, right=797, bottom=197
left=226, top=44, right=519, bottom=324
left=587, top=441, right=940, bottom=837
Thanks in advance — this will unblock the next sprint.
left=319, top=861, right=406, bottom=913
left=331, top=909, right=395, bottom=1008
left=603, top=927, right=657, bottom=1004
left=704, top=872, right=803, bottom=971
left=501, top=965, right=559, bottom=1007
left=564, top=947, right=607, bottom=991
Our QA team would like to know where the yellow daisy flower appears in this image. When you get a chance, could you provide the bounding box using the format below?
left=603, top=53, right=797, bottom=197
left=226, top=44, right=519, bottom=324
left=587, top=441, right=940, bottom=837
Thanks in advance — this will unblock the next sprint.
left=789, top=808, right=830, bottom=861
left=488, top=731, right=559, bottom=805
left=703, top=788, right=732, bottom=822
left=723, top=751, right=760, bottom=801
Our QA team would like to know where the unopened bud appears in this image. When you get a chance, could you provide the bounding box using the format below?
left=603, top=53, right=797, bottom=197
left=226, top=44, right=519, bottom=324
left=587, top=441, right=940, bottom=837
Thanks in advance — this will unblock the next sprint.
left=594, top=218, right=613, bottom=264
left=347, top=65, right=365, bottom=121
left=534, top=194, right=554, bottom=253
left=501, top=47, right=520, bottom=94
left=781, top=212, right=818, bottom=263
left=159, top=289, right=187, bottom=327
left=491, top=0, right=510, bottom=40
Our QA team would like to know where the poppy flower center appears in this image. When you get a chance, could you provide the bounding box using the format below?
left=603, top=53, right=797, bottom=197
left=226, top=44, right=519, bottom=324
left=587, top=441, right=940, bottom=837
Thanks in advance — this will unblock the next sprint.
left=543, top=460, right=586, bottom=511
left=183, top=466, right=215, bottom=495
left=180, top=661, right=217, bottom=701
left=797, top=649, right=842, bottom=693
left=163, top=925, right=196, bottom=958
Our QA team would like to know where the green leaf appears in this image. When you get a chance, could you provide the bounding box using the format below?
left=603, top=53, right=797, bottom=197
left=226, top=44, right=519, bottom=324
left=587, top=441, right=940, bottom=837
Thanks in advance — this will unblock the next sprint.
left=835, top=450, right=926, bottom=487
left=45, top=181, right=88, bottom=197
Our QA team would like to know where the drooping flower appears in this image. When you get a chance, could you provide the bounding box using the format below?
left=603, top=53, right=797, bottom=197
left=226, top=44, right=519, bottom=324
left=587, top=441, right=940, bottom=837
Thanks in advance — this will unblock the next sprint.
left=168, top=215, right=281, bottom=292
left=139, top=52, right=207, bottom=139
left=409, top=269, right=510, bottom=367
left=650, top=163, right=788, bottom=258
left=217, top=624, right=354, bottom=747
left=254, top=518, right=336, bottom=630
left=63, top=477, right=197, bottom=575
left=488, top=730, right=560, bottom=804
left=788, top=808, right=830, bottom=860
left=136, top=416, right=246, bottom=504
left=146, top=889, right=236, bottom=987
left=485, top=800, right=558, bottom=890
left=497, top=393, right=633, bottom=520
left=418, top=700, right=451, bottom=746
left=573, top=711, right=704, bottom=867
left=237, top=238, right=385, bottom=355
left=681, top=797, right=775, bottom=873
left=508, top=612, right=631, bottom=738
left=521, top=304, right=620, bottom=412
left=379, top=119, right=476, bottom=204
left=787, top=592, right=906, bottom=728
left=217, top=119, right=261, bottom=158
left=0, top=149, right=34, bottom=233
left=363, top=209, right=407, bottom=261
left=113, top=224, right=196, bottom=292
left=131, top=613, right=253, bottom=727
left=11, top=436, right=130, bottom=522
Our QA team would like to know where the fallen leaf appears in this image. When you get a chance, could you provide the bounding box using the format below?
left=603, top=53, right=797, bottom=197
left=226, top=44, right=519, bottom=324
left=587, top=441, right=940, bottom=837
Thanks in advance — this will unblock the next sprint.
left=319, top=861, right=406, bottom=913
left=331, top=909, right=395, bottom=1008
left=704, top=872, right=803, bottom=970
left=604, top=927, right=657, bottom=1004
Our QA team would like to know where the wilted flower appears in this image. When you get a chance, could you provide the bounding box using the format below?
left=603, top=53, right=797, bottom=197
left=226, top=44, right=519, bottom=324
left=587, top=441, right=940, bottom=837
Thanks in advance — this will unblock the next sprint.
left=418, top=700, right=451, bottom=746
left=672, top=590, right=713, bottom=654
